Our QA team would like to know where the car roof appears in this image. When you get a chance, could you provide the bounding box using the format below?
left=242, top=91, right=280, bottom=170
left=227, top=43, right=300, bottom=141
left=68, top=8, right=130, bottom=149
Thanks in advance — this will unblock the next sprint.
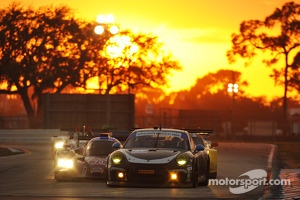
left=90, top=134, right=119, bottom=142
left=131, top=128, right=190, bottom=140
left=132, top=128, right=188, bottom=134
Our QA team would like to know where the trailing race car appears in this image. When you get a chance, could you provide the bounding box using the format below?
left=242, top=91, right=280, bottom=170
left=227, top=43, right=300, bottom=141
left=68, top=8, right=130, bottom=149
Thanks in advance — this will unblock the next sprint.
left=50, top=127, right=96, bottom=158
left=53, top=145, right=77, bottom=181
left=54, top=133, right=122, bottom=181
left=106, top=127, right=210, bottom=187
left=77, top=133, right=122, bottom=178
left=50, top=135, right=69, bottom=158
left=187, top=129, right=218, bottom=178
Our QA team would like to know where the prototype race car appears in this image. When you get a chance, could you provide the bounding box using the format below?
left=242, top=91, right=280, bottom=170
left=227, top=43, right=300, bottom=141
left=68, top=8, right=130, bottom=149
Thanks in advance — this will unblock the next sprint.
left=50, top=128, right=94, bottom=158
left=54, top=133, right=122, bottom=181
left=50, top=135, right=69, bottom=158
left=53, top=145, right=77, bottom=181
left=188, top=129, right=218, bottom=178
left=106, top=127, right=210, bottom=187
left=77, top=133, right=122, bottom=178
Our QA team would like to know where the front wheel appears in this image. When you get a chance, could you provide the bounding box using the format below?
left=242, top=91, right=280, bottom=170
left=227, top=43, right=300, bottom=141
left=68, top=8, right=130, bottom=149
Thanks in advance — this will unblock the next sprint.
left=192, top=164, right=199, bottom=188
left=199, top=162, right=210, bottom=186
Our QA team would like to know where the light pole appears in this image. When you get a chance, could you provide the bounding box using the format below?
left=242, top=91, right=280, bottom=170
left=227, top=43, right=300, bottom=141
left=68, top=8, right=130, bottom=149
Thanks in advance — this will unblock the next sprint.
left=227, top=83, right=238, bottom=136
left=94, top=14, right=119, bottom=127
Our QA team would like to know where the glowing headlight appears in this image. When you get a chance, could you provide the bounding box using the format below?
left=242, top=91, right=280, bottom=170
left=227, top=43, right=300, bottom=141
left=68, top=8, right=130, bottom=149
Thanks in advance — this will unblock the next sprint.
left=111, top=151, right=123, bottom=164
left=57, top=158, right=74, bottom=169
left=170, top=172, right=177, bottom=180
left=176, top=154, right=188, bottom=166
left=54, top=141, right=64, bottom=149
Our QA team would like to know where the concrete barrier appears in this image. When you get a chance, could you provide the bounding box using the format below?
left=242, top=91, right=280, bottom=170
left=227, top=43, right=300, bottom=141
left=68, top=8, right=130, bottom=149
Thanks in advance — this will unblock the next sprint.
left=0, top=129, right=68, bottom=144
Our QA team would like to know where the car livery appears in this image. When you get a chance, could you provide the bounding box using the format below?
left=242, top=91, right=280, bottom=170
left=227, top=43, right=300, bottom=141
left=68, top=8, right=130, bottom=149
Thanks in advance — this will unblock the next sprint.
left=106, top=128, right=210, bottom=187
left=77, top=134, right=122, bottom=178
left=54, top=133, right=121, bottom=181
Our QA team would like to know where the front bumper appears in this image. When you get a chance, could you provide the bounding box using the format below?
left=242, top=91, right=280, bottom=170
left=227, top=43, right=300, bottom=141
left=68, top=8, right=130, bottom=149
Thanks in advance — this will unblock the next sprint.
left=54, top=168, right=76, bottom=180
left=106, top=163, right=194, bottom=187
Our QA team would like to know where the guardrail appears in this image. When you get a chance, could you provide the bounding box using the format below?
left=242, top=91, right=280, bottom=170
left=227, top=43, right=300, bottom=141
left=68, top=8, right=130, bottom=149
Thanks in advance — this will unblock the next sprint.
left=0, top=129, right=68, bottom=144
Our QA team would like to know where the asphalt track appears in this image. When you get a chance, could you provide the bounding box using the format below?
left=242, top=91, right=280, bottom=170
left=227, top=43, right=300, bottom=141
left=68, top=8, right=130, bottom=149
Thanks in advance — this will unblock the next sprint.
left=0, top=129, right=287, bottom=199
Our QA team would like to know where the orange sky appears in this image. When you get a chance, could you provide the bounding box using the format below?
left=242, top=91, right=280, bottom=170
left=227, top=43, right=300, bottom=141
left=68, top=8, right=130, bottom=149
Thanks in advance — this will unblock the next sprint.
left=1, top=0, right=297, bottom=100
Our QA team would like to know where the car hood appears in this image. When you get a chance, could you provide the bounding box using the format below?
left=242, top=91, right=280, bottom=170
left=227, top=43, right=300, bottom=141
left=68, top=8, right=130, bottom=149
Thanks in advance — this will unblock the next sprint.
left=122, top=148, right=181, bottom=164
left=85, top=156, right=107, bottom=166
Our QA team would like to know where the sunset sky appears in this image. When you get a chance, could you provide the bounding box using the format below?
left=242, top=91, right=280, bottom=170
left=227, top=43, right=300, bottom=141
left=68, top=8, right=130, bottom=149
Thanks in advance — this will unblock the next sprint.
left=1, top=0, right=298, bottom=100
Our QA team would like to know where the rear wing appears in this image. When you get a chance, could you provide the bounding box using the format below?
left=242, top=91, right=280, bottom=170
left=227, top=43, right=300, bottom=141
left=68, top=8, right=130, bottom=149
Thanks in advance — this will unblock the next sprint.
left=182, top=129, right=214, bottom=139
left=183, top=129, right=213, bottom=134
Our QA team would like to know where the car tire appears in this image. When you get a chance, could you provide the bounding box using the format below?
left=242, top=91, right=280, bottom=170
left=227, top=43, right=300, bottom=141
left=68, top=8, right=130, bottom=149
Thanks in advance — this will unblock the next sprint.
left=192, top=163, right=199, bottom=188
left=199, top=161, right=210, bottom=186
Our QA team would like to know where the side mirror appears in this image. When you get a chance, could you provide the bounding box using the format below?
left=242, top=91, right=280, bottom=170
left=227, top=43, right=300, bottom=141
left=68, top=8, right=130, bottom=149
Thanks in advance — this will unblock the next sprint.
left=112, top=142, right=122, bottom=150
left=195, top=144, right=205, bottom=151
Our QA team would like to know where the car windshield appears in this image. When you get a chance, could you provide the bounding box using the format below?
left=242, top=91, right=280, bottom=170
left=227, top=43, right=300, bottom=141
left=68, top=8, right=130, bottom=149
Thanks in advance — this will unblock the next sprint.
left=85, top=141, right=115, bottom=156
left=124, top=130, right=189, bottom=150
left=192, top=136, right=204, bottom=146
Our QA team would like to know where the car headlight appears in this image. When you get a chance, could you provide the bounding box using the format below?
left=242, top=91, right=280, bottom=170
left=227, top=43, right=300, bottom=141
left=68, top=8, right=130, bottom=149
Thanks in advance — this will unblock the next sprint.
left=176, top=153, right=188, bottom=166
left=57, top=158, right=74, bottom=169
left=111, top=151, right=123, bottom=164
left=54, top=141, right=64, bottom=149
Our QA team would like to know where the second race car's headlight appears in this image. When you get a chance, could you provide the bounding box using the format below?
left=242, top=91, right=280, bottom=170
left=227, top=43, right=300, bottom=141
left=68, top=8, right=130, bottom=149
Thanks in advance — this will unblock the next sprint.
left=57, top=158, right=74, bottom=169
left=176, top=153, right=188, bottom=166
left=54, top=141, right=64, bottom=149
left=111, top=151, right=123, bottom=164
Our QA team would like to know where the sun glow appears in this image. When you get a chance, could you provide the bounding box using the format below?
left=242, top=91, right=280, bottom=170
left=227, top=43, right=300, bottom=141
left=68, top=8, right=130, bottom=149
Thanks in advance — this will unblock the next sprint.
left=0, top=0, right=292, bottom=100
left=105, top=35, right=139, bottom=58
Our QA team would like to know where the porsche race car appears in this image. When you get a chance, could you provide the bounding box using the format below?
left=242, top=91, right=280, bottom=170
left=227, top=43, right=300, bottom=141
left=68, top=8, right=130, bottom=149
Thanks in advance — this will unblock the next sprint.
left=106, top=127, right=210, bottom=187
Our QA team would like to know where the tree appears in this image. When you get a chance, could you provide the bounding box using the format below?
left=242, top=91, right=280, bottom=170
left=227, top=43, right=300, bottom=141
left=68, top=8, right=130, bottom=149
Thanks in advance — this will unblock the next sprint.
left=97, top=31, right=182, bottom=94
left=0, top=3, right=108, bottom=127
left=226, top=1, right=300, bottom=134
left=0, top=3, right=182, bottom=128
left=290, top=52, right=300, bottom=91
left=164, top=69, right=247, bottom=110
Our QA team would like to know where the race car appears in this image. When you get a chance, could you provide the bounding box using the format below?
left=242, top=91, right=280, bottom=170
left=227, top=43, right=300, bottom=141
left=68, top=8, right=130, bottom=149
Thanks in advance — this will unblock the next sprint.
left=50, top=128, right=95, bottom=158
left=53, top=145, right=77, bottom=181
left=50, top=135, right=69, bottom=158
left=76, top=133, right=122, bottom=178
left=106, top=127, right=210, bottom=187
left=187, top=129, right=218, bottom=178
left=54, top=133, right=122, bottom=181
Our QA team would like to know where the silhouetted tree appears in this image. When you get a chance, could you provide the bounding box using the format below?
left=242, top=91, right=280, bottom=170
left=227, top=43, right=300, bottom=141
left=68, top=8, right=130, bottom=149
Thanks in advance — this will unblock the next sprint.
left=167, top=70, right=247, bottom=110
left=0, top=3, right=182, bottom=128
left=0, top=3, right=108, bottom=127
left=98, top=31, right=182, bottom=94
left=290, top=52, right=300, bottom=91
left=226, top=1, right=300, bottom=134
